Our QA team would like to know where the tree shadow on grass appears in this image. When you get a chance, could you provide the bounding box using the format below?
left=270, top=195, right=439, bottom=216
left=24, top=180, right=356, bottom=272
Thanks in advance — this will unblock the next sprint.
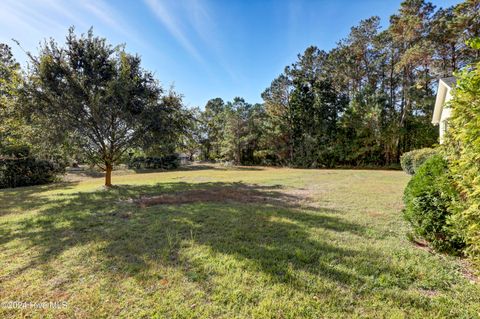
left=0, top=181, right=429, bottom=312
left=0, top=182, right=79, bottom=217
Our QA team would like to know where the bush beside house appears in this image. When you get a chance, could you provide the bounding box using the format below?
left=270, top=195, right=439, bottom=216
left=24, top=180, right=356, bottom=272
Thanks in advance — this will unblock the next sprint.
left=444, top=55, right=480, bottom=265
left=403, top=155, right=464, bottom=253
left=403, top=43, right=480, bottom=266
left=400, top=148, right=437, bottom=175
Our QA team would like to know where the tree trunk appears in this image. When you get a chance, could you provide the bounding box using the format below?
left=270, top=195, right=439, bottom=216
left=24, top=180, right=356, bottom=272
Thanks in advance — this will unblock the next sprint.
left=105, top=163, right=113, bottom=187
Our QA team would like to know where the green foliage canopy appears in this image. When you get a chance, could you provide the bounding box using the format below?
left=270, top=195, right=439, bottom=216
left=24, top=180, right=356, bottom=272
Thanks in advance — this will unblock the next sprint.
left=25, top=28, right=185, bottom=186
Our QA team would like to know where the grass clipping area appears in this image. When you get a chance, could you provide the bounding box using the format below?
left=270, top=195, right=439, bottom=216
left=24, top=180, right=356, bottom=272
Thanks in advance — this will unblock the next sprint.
left=0, top=165, right=479, bottom=318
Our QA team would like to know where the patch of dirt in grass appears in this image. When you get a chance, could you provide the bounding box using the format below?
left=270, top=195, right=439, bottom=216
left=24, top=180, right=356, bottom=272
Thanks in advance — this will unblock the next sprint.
left=132, top=184, right=319, bottom=209
left=136, top=187, right=282, bottom=208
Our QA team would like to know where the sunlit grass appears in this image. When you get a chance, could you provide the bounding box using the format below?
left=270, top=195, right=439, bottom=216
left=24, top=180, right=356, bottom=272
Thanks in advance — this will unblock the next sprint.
left=0, top=165, right=478, bottom=318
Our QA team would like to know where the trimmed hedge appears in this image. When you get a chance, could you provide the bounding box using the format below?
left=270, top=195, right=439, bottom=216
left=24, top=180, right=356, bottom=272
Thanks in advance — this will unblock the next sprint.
left=128, top=154, right=180, bottom=170
left=0, top=157, right=64, bottom=189
left=400, top=148, right=437, bottom=175
left=444, top=56, right=480, bottom=265
left=403, top=155, right=464, bottom=253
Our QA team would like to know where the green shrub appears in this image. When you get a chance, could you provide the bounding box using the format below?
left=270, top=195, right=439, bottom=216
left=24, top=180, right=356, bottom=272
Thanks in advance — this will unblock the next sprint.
left=400, top=148, right=437, bottom=175
left=127, top=154, right=180, bottom=170
left=0, top=144, right=31, bottom=158
left=403, top=155, right=464, bottom=253
left=0, top=157, right=64, bottom=189
left=400, top=151, right=414, bottom=174
left=444, top=54, right=480, bottom=265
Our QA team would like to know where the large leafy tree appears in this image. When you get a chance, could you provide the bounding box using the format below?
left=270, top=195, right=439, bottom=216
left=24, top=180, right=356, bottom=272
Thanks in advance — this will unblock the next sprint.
left=202, top=98, right=226, bottom=160
left=0, top=43, right=27, bottom=151
left=388, top=0, right=437, bottom=157
left=140, top=88, right=189, bottom=157
left=219, top=98, right=266, bottom=164
left=453, top=0, right=480, bottom=64
left=261, top=74, right=293, bottom=164
left=180, top=106, right=204, bottom=161
left=25, top=28, right=180, bottom=186
left=266, top=47, right=348, bottom=167
left=193, top=97, right=268, bottom=165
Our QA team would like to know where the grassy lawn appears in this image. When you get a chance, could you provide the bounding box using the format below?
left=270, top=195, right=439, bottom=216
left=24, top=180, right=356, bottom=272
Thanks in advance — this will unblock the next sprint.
left=0, top=165, right=479, bottom=318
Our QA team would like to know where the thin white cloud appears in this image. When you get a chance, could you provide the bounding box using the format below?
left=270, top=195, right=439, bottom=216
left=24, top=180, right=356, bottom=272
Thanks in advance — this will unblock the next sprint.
left=144, top=0, right=204, bottom=63
left=0, top=0, right=74, bottom=64
left=0, top=0, right=149, bottom=54
left=0, top=0, right=65, bottom=36
left=81, top=1, right=127, bottom=37
left=184, top=0, right=240, bottom=82
left=144, top=0, right=239, bottom=81
left=80, top=0, right=149, bottom=49
left=42, top=0, right=88, bottom=29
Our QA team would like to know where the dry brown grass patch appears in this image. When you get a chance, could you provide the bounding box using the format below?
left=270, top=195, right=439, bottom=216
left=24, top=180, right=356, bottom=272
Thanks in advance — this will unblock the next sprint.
left=134, top=185, right=310, bottom=208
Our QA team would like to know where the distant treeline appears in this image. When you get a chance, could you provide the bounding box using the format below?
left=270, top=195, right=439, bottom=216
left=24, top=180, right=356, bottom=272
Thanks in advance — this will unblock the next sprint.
left=188, top=0, right=479, bottom=167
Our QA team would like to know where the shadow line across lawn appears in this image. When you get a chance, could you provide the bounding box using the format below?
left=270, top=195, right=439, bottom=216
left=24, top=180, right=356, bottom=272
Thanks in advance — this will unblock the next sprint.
left=64, top=164, right=265, bottom=180
left=0, top=181, right=427, bottom=312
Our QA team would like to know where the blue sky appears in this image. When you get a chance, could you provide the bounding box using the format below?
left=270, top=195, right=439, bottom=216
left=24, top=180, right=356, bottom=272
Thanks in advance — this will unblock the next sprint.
left=0, top=0, right=460, bottom=108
